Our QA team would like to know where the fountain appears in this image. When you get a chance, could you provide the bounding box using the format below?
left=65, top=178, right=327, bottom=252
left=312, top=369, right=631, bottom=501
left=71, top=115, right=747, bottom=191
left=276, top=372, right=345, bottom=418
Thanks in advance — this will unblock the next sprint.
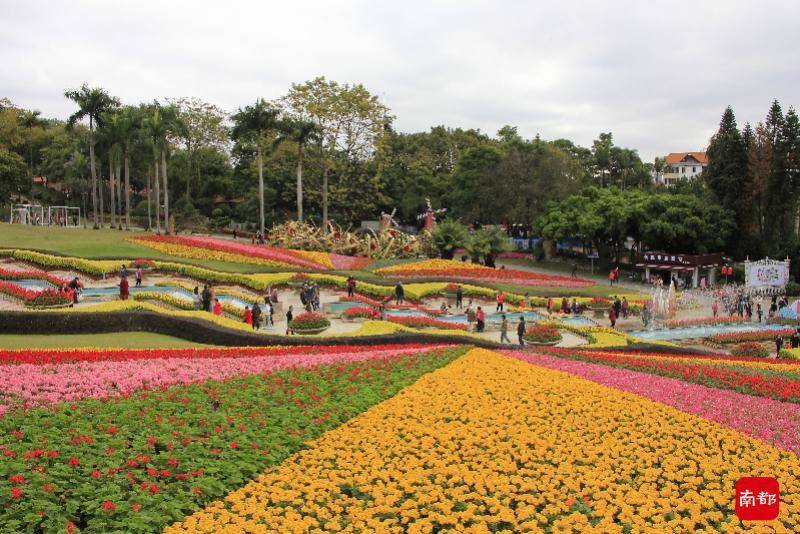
left=646, top=280, right=677, bottom=330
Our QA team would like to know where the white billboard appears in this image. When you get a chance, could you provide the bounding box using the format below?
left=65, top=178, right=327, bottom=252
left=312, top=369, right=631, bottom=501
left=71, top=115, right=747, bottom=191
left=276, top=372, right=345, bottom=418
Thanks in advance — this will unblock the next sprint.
left=745, top=259, right=790, bottom=289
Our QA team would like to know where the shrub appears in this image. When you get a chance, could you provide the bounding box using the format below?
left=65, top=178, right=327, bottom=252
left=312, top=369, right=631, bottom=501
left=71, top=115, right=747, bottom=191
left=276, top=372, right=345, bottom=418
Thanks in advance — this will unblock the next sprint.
left=429, top=219, right=469, bottom=260
left=730, top=342, right=770, bottom=358
left=523, top=325, right=562, bottom=344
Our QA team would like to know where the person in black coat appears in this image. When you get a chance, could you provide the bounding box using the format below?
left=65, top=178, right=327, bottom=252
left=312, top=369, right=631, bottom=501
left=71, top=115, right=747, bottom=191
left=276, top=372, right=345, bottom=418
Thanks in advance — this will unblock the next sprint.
left=517, top=317, right=526, bottom=346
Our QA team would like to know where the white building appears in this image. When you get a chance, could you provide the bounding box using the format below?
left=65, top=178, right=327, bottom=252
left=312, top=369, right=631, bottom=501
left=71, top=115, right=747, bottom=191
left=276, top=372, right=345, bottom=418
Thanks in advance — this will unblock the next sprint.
left=657, top=152, right=708, bottom=186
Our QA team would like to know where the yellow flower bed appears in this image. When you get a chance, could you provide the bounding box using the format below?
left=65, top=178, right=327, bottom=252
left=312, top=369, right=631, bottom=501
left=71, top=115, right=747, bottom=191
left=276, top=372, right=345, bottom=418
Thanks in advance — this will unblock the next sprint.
left=291, top=249, right=334, bottom=269
left=1, top=249, right=120, bottom=276
left=167, top=349, right=800, bottom=533
left=132, top=240, right=295, bottom=269
left=377, top=258, right=493, bottom=274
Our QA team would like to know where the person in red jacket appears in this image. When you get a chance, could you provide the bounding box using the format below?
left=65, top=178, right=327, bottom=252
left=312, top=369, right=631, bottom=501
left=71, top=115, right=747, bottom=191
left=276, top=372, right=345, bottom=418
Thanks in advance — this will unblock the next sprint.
left=496, top=291, right=505, bottom=312
left=119, top=275, right=129, bottom=300
left=244, top=306, right=253, bottom=325
left=476, top=306, right=486, bottom=332
left=213, top=298, right=223, bottom=316
left=608, top=307, right=617, bottom=328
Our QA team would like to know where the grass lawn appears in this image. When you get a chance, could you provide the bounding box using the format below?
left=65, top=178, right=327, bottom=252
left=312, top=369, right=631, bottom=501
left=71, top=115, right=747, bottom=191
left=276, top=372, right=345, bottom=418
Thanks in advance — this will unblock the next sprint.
left=0, top=332, right=207, bottom=349
left=0, top=223, right=277, bottom=273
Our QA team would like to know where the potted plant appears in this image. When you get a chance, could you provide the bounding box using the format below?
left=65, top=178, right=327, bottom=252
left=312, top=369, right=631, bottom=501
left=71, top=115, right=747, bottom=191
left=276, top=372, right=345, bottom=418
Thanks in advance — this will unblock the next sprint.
left=289, top=311, right=331, bottom=335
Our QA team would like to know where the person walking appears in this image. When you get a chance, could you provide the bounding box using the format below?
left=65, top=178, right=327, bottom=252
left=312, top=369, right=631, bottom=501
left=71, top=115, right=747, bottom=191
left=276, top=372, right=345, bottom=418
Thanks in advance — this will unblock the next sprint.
left=252, top=301, right=262, bottom=330
left=712, top=299, right=719, bottom=318
left=476, top=306, right=486, bottom=332
left=346, top=276, right=356, bottom=298
left=613, top=296, right=622, bottom=319
left=608, top=307, right=617, bottom=328
left=466, top=306, right=476, bottom=332
left=609, top=269, right=615, bottom=287
left=244, top=306, right=253, bottom=326
left=517, top=317, right=526, bottom=346
left=776, top=335, right=784, bottom=356
left=395, top=282, right=405, bottom=305
left=201, top=285, right=212, bottom=312
left=546, top=297, right=553, bottom=315
left=621, top=297, right=629, bottom=319
left=791, top=329, right=800, bottom=349
left=500, top=314, right=511, bottom=344
left=119, top=274, right=129, bottom=300
left=455, top=285, right=463, bottom=309
left=496, top=291, right=504, bottom=313
left=135, top=265, right=143, bottom=287
left=120, top=264, right=129, bottom=279
left=263, top=299, right=273, bottom=326
left=757, top=303, right=763, bottom=323
left=192, top=287, right=201, bottom=310
left=286, top=305, right=294, bottom=335
left=571, top=262, right=578, bottom=278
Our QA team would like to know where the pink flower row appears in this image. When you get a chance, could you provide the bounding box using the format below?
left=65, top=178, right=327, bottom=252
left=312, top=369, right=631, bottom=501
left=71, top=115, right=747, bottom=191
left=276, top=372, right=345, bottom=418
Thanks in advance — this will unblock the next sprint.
left=0, top=345, right=450, bottom=414
left=505, top=350, right=800, bottom=455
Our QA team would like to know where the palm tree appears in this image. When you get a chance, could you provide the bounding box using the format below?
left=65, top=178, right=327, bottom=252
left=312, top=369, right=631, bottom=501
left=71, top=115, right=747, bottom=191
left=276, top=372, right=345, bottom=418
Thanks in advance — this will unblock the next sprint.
left=231, top=99, right=281, bottom=236
left=65, top=84, right=120, bottom=228
left=119, top=106, right=142, bottom=230
left=282, top=118, right=320, bottom=222
left=144, top=104, right=165, bottom=233
left=100, top=111, right=124, bottom=228
left=18, top=109, right=44, bottom=176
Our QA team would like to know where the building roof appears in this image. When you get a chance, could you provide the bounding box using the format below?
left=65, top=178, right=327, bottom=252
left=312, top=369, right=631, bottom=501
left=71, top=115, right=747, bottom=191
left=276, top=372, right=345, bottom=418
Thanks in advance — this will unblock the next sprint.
left=665, top=152, right=708, bottom=165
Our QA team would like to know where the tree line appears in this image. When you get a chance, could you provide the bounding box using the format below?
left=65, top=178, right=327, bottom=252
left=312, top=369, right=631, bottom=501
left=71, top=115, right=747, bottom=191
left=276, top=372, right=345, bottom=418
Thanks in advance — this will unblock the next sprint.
left=1, top=78, right=650, bottom=235
left=3, top=81, right=795, bottom=263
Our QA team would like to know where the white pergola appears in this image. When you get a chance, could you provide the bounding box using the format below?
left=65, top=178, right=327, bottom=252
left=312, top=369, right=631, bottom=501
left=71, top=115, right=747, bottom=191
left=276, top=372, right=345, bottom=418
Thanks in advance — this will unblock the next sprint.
left=47, top=206, right=81, bottom=227
left=9, top=204, right=45, bottom=225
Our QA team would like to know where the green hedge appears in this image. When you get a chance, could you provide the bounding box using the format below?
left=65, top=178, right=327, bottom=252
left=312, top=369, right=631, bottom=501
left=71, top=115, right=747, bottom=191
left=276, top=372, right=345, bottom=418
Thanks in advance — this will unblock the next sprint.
left=0, top=311, right=502, bottom=348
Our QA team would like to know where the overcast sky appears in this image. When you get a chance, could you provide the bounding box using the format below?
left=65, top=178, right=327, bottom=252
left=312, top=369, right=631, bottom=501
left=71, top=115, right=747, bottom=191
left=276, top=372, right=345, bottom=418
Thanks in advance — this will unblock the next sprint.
left=1, top=0, right=798, bottom=161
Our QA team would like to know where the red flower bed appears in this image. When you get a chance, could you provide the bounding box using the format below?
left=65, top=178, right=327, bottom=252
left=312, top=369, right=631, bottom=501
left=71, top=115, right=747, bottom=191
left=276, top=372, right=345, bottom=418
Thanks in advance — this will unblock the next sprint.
left=0, top=281, right=71, bottom=307
left=389, top=267, right=593, bottom=287
left=711, top=328, right=794, bottom=344
left=0, top=344, right=439, bottom=366
left=386, top=315, right=467, bottom=330
left=342, top=307, right=377, bottom=319
left=0, top=267, right=66, bottom=286
left=730, top=342, right=770, bottom=358
left=665, top=316, right=749, bottom=328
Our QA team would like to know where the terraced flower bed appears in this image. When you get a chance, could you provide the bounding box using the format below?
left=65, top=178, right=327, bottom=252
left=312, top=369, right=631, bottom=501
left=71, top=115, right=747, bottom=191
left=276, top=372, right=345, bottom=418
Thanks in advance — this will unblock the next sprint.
left=376, top=258, right=595, bottom=287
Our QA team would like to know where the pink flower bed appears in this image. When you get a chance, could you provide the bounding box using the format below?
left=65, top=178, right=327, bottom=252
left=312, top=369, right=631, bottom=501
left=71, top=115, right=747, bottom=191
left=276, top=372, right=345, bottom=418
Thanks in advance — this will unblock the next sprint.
left=0, top=345, right=450, bottom=413
left=506, top=350, right=800, bottom=455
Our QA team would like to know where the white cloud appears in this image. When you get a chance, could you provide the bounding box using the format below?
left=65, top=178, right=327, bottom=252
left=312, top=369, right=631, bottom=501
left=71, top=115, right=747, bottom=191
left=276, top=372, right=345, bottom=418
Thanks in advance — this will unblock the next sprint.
left=1, top=0, right=798, bottom=161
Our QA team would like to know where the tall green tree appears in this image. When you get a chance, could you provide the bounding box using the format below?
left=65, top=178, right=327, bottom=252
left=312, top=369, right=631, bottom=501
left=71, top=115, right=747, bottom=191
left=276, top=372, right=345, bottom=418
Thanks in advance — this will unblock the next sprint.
left=168, top=97, right=228, bottom=203
left=704, top=106, right=748, bottom=255
left=0, top=148, right=28, bottom=202
left=64, top=84, right=120, bottom=228
left=283, top=77, right=391, bottom=227
left=231, top=99, right=282, bottom=235
left=17, top=109, right=44, bottom=176
left=281, top=118, right=320, bottom=222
